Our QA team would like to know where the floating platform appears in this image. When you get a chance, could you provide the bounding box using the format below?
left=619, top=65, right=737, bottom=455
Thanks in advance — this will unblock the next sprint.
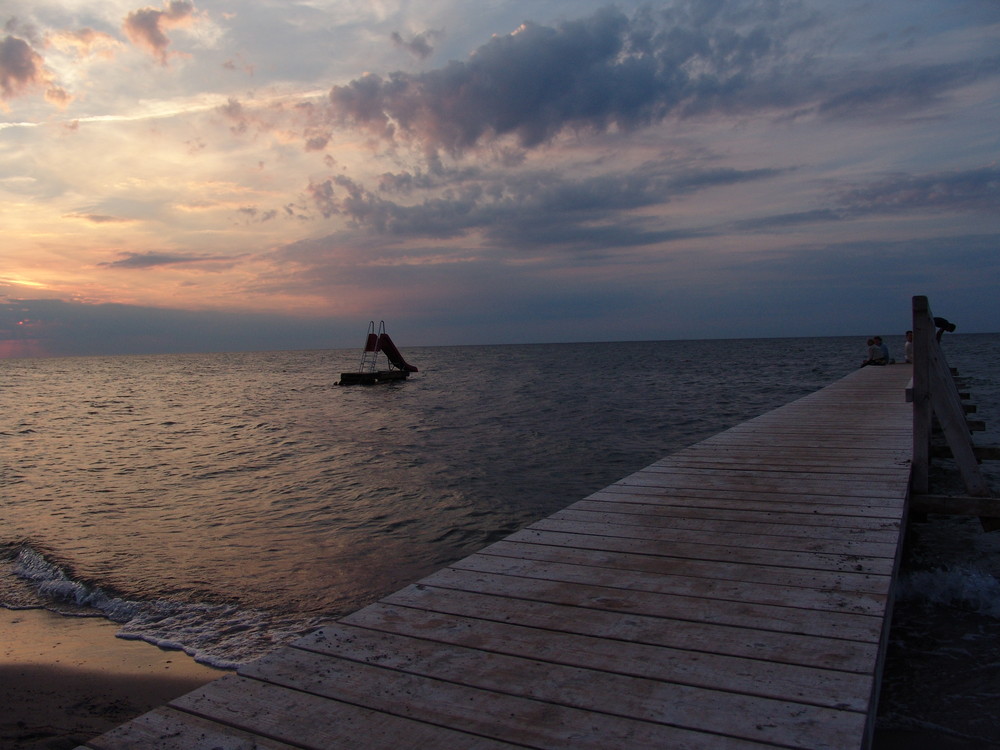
left=81, top=364, right=916, bottom=750
left=337, top=369, right=410, bottom=386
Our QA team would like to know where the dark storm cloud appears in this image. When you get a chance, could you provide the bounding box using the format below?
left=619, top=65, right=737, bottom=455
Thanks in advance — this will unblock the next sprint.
left=327, top=4, right=797, bottom=156
left=100, top=250, right=236, bottom=269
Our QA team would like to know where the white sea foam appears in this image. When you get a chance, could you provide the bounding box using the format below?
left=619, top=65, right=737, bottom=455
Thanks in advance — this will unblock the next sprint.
left=12, top=545, right=326, bottom=668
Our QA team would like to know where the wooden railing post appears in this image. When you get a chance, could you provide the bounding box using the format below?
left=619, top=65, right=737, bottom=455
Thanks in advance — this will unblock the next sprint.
left=912, top=295, right=989, bottom=498
left=911, top=296, right=932, bottom=494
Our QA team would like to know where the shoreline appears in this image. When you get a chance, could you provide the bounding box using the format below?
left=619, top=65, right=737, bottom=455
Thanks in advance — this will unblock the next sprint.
left=6, top=517, right=999, bottom=750
left=4, top=455, right=997, bottom=749
left=1, top=608, right=225, bottom=750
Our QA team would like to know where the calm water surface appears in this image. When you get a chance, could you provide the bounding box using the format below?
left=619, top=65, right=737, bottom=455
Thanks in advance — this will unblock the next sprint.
left=2, top=334, right=998, bottom=667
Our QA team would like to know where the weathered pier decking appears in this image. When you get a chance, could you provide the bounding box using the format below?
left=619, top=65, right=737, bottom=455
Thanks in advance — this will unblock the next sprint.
left=81, top=364, right=915, bottom=750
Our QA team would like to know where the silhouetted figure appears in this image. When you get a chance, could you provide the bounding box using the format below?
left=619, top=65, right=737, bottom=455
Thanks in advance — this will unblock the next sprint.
left=933, top=317, right=956, bottom=342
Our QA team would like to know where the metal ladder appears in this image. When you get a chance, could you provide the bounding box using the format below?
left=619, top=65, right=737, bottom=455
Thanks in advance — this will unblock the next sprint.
left=356, top=320, right=385, bottom=373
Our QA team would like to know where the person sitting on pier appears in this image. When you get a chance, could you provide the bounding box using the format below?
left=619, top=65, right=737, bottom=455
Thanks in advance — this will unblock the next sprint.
left=875, top=335, right=891, bottom=363
left=861, top=336, right=888, bottom=367
left=903, top=330, right=913, bottom=363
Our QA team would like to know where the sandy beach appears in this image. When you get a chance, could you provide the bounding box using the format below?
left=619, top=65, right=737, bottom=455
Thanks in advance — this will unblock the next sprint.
left=0, top=608, right=225, bottom=750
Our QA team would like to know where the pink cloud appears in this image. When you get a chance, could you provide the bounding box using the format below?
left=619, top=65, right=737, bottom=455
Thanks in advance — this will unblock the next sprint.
left=1, top=35, right=45, bottom=100
left=0, top=34, right=69, bottom=107
left=47, top=28, right=121, bottom=60
left=123, top=0, right=197, bottom=65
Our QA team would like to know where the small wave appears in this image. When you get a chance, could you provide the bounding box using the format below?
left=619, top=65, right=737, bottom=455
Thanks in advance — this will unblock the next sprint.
left=11, top=546, right=328, bottom=669
left=896, top=565, right=1000, bottom=618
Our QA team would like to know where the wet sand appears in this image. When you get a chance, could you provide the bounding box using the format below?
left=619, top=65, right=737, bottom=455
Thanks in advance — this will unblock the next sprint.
left=0, top=608, right=224, bottom=750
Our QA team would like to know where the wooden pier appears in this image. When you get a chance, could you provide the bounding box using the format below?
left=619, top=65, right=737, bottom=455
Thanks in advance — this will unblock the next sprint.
left=80, top=363, right=917, bottom=750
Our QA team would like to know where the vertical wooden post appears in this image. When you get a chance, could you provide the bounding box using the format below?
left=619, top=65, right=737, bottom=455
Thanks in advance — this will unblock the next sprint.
left=911, top=296, right=932, bottom=494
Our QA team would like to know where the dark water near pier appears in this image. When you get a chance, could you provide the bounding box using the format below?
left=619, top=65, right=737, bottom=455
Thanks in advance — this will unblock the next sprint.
left=2, top=334, right=999, bottom=725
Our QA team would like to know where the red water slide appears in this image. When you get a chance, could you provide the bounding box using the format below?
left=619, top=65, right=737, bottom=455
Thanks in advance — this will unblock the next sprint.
left=377, top=333, right=418, bottom=372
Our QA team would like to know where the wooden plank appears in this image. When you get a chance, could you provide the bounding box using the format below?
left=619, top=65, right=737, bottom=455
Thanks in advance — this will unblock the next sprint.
left=370, top=588, right=881, bottom=672
left=237, top=647, right=779, bottom=750
left=476, top=538, right=892, bottom=595
left=615, top=471, right=907, bottom=496
left=281, top=622, right=871, bottom=745
left=500, top=527, right=896, bottom=575
left=651, top=455, right=909, bottom=474
left=590, top=486, right=905, bottom=516
left=414, top=567, right=886, bottom=642
left=453, top=550, right=889, bottom=615
left=170, top=674, right=521, bottom=750
left=527, top=516, right=899, bottom=558
left=84, top=706, right=300, bottom=750
left=552, top=506, right=902, bottom=544
left=571, top=498, right=902, bottom=532
left=330, top=608, right=874, bottom=710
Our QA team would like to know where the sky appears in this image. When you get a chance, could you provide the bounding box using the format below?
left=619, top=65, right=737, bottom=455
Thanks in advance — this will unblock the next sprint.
left=1, top=0, right=998, bottom=357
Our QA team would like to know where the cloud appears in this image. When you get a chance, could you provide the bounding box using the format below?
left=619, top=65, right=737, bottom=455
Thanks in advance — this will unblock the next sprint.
left=318, top=2, right=1000, bottom=166
left=836, top=166, right=1000, bottom=215
left=64, top=212, right=133, bottom=224
left=733, top=209, right=843, bottom=232
left=327, top=4, right=794, bottom=156
left=304, top=158, right=777, bottom=253
left=815, top=56, right=1000, bottom=120
left=0, top=34, right=68, bottom=106
left=390, top=30, right=439, bottom=60
left=237, top=206, right=278, bottom=223
left=732, top=166, right=1000, bottom=232
left=123, top=0, right=197, bottom=65
left=99, top=250, right=238, bottom=269
left=46, top=28, right=121, bottom=59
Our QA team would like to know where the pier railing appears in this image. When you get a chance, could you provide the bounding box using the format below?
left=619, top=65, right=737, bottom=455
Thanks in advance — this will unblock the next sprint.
left=909, top=295, right=998, bottom=526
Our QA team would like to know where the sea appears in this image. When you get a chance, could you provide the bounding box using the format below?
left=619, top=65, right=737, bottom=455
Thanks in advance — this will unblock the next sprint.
left=3, top=334, right=1000, bottom=739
